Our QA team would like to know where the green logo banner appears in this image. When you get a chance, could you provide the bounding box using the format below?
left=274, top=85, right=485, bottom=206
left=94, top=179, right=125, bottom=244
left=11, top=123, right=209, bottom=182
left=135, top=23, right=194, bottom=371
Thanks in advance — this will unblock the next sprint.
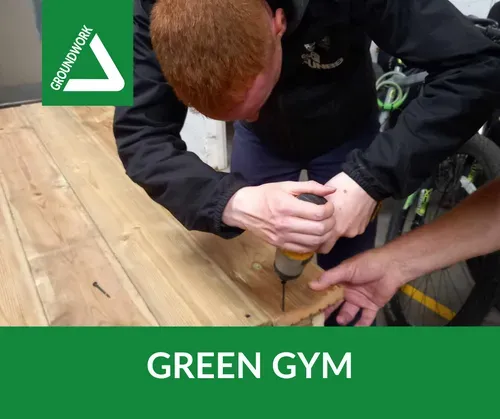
left=42, top=0, right=133, bottom=106
left=0, top=327, right=498, bottom=417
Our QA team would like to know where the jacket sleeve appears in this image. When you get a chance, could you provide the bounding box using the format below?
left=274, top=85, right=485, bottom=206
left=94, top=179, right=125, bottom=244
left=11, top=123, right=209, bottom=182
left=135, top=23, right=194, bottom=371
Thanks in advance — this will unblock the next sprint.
left=113, top=0, right=248, bottom=238
left=342, top=0, right=500, bottom=201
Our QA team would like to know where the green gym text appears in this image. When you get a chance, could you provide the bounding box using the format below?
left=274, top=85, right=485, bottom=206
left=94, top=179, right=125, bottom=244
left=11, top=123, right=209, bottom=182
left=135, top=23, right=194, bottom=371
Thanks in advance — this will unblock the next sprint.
left=147, top=351, right=352, bottom=379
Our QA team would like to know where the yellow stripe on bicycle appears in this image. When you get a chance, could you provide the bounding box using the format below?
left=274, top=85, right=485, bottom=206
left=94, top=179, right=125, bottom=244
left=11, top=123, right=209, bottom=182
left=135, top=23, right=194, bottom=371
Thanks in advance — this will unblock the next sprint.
left=400, top=284, right=456, bottom=321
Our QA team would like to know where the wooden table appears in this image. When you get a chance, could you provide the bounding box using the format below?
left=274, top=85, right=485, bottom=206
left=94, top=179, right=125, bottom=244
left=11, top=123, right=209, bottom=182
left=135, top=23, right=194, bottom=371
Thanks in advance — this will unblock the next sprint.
left=0, top=104, right=342, bottom=326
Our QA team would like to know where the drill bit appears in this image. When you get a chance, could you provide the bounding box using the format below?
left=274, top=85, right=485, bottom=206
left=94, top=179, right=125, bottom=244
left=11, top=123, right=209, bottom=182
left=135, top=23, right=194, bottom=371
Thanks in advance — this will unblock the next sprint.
left=281, top=280, right=286, bottom=312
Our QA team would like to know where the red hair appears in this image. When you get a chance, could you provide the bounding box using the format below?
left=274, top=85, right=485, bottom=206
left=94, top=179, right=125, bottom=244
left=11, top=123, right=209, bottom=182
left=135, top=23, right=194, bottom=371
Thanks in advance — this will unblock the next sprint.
left=151, top=0, right=273, bottom=115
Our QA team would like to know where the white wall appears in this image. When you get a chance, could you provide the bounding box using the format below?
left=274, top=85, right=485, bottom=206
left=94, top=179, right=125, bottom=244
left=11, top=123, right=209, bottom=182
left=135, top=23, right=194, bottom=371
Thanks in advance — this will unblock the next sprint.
left=181, top=110, right=228, bottom=171
left=450, top=0, right=497, bottom=18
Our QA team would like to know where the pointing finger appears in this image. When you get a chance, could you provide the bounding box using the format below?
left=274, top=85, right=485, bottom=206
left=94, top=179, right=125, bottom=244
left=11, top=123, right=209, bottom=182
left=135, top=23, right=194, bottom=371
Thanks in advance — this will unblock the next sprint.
left=309, top=263, right=352, bottom=291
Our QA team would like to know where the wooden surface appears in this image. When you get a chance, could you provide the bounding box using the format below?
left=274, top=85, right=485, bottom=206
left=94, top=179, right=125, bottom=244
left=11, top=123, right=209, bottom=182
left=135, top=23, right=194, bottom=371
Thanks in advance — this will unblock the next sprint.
left=0, top=104, right=343, bottom=326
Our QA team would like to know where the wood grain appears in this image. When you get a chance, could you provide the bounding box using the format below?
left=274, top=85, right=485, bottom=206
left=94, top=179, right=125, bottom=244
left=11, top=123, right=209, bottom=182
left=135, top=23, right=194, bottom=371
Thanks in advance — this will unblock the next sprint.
left=0, top=127, right=158, bottom=326
left=0, top=128, right=96, bottom=259
left=0, top=105, right=30, bottom=134
left=22, top=105, right=270, bottom=326
left=65, top=106, right=118, bottom=156
left=0, top=104, right=344, bottom=326
left=189, top=230, right=333, bottom=323
left=29, top=236, right=158, bottom=326
left=0, top=181, right=47, bottom=326
left=273, top=287, right=344, bottom=326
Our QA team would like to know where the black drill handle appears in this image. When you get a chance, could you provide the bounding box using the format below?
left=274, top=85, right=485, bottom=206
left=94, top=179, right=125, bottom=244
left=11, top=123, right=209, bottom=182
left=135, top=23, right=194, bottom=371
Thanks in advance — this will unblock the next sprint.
left=297, top=193, right=328, bottom=206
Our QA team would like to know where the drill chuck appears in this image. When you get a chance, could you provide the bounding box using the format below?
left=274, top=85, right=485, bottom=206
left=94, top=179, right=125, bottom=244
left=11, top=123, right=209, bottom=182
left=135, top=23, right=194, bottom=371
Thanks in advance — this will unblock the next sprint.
left=274, top=250, right=314, bottom=282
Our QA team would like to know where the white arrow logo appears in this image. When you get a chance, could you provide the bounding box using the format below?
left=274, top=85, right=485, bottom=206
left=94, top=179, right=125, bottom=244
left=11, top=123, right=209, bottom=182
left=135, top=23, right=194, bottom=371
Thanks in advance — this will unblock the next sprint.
left=64, top=34, right=125, bottom=92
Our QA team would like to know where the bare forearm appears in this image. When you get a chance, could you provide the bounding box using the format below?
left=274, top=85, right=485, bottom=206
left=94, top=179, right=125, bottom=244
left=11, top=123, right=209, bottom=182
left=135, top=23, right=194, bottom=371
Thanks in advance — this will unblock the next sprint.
left=383, top=178, right=500, bottom=283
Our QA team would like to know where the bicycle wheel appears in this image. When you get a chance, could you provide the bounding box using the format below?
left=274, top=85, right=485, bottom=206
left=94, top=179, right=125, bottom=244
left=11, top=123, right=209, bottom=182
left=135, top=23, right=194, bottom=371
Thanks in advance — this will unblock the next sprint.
left=383, top=134, right=500, bottom=326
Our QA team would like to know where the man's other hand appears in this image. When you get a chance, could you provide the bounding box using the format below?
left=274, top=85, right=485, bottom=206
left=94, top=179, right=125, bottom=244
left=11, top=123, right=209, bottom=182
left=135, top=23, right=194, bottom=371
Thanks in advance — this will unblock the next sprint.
left=320, top=172, right=377, bottom=253
left=222, top=181, right=336, bottom=253
left=309, top=249, right=406, bottom=326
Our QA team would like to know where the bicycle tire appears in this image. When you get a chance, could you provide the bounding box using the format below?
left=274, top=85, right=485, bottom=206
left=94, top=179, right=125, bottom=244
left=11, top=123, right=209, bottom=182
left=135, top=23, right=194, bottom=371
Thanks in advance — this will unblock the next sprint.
left=383, top=134, right=500, bottom=326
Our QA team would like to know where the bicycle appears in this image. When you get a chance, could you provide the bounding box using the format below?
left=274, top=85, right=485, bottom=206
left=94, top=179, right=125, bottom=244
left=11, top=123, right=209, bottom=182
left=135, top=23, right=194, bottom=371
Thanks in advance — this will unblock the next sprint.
left=374, top=14, right=500, bottom=326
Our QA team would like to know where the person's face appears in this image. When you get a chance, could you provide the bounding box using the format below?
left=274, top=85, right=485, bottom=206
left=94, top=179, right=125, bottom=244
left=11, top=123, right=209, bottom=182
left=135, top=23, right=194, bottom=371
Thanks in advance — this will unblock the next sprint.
left=208, top=7, right=287, bottom=122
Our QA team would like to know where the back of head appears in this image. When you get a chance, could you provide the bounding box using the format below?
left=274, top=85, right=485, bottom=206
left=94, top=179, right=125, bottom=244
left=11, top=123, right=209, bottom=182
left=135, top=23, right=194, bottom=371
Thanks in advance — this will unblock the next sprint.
left=151, top=0, right=273, bottom=117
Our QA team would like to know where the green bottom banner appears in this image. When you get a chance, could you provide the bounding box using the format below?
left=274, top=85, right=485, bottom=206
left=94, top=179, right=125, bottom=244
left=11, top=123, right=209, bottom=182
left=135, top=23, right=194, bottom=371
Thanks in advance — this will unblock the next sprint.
left=0, top=327, right=498, bottom=417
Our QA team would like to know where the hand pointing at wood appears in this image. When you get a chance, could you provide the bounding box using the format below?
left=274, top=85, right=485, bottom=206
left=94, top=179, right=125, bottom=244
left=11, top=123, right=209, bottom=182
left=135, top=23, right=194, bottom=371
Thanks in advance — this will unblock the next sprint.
left=309, top=177, right=500, bottom=326
left=309, top=248, right=403, bottom=326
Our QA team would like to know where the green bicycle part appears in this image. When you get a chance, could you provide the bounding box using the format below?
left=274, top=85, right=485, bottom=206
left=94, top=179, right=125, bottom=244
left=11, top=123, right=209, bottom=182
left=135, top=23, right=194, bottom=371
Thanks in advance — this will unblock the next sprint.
left=376, top=75, right=409, bottom=111
left=402, top=191, right=418, bottom=210
left=467, top=162, right=479, bottom=182
left=415, top=188, right=433, bottom=217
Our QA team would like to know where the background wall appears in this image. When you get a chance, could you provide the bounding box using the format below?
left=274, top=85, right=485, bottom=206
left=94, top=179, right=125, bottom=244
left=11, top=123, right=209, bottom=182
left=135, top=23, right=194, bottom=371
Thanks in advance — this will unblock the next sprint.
left=451, top=0, right=498, bottom=18
left=371, top=0, right=499, bottom=62
left=180, top=109, right=228, bottom=171
left=0, top=0, right=42, bottom=105
left=0, top=0, right=41, bottom=87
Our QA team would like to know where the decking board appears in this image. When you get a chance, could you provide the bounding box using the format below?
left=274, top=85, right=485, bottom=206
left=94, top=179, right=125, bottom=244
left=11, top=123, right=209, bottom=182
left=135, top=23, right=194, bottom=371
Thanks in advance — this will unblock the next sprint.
left=0, top=126, right=157, bottom=326
left=0, top=104, right=343, bottom=326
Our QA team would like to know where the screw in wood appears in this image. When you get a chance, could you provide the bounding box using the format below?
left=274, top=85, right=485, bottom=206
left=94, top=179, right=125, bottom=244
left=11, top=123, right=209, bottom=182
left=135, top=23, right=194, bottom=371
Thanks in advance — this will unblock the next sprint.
left=92, top=282, right=111, bottom=298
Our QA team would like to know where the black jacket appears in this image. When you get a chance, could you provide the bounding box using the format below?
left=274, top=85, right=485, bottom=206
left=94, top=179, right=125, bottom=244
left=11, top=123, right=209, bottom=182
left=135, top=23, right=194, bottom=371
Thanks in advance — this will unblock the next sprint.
left=114, top=0, right=500, bottom=238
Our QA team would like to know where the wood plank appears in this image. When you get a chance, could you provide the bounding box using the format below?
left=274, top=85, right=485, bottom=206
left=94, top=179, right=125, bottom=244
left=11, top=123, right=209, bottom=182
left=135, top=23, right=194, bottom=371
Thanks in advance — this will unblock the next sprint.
left=0, top=127, right=158, bottom=326
left=0, top=105, right=30, bottom=134
left=21, top=104, right=342, bottom=326
left=22, top=105, right=271, bottom=326
left=0, top=182, right=47, bottom=326
left=0, top=129, right=96, bottom=259
left=65, top=107, right=118, bottom=157
left=67, top=106, right=114, bottom=124
left=190, top=231, right=343, bottom=325
left=72, top=107, right=330, bottom=317
left=29, top=237, right=158, bottom=326
left=274, top=287, right=344, bottom=326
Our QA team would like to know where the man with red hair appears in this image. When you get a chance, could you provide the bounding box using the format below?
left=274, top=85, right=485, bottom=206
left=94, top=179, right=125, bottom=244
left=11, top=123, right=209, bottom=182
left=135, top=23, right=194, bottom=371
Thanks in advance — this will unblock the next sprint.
left=114, top=0, right=500, bottom=325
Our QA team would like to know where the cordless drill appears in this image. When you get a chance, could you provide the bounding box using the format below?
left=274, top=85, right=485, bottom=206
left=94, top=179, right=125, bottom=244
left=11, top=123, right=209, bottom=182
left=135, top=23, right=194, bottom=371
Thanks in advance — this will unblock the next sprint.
left=273, top=193, right=328, bottom=312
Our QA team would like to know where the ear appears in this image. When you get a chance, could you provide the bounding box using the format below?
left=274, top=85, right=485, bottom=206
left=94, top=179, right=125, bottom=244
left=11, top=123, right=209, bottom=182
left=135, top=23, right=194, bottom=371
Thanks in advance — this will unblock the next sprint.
left=273, top=8, right=287, bottom=38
